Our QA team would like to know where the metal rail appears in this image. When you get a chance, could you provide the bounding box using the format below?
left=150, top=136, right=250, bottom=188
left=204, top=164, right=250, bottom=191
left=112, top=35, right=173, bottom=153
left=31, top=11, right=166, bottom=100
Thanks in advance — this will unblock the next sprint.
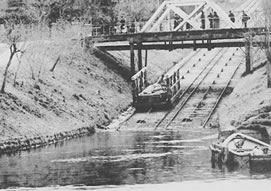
left=155, top=48, right=226, bottom=129
left=201, top=58, right=244, bottom=128
left=199, top=0, right=259, bottom=128
left=163, top=49, right=228, bottom=129
left=155, top=0, right=259, bottom=130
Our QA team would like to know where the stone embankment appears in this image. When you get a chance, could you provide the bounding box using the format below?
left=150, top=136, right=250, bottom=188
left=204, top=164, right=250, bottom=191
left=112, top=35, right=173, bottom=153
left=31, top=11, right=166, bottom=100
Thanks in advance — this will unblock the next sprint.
left=0, top=126, right=95, bottom=155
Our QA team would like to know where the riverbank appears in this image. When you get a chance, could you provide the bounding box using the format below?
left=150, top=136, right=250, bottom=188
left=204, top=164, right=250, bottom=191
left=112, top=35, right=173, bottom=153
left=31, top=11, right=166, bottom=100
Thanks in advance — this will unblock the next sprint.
left=0, top=35, right=186, bottom=154
left=218, top=58, right=271, bottom=135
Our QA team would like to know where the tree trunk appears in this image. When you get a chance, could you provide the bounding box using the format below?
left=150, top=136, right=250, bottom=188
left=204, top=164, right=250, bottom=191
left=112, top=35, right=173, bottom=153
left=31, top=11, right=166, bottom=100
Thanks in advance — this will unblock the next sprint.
left=50, top=56, right=61, bottom=72
left=1, top=52, right=15, bottom=93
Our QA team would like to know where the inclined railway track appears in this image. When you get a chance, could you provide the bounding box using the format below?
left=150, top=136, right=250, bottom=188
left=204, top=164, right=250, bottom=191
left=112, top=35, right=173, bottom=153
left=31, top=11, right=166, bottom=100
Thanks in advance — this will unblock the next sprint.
left=155, top=48, right=230, bottom=129
left=152, top=0, right=259, bottom=130
left=155, top=48, right=226, bottom=128
left=168, top=50, right=244, bottom=129
left=117, top=0, right=260, bottom=131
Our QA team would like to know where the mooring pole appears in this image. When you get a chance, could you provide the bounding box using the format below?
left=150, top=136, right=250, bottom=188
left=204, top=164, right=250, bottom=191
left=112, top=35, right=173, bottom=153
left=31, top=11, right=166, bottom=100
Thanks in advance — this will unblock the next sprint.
left=130, top=41, right=135, bottom=77
left=137, top=42, right=143, bottom=71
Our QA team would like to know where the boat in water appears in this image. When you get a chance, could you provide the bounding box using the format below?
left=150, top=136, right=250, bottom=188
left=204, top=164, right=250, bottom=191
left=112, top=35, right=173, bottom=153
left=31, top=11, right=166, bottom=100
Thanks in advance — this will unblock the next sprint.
left=210, top=131, right=271, bottom=166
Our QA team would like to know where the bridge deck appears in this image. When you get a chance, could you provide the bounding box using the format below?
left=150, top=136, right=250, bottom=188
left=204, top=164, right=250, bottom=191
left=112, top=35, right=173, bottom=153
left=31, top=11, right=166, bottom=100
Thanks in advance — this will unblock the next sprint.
left=95, top=40, right=267, bottom=51
left=86, top=27, right=267, bottom=51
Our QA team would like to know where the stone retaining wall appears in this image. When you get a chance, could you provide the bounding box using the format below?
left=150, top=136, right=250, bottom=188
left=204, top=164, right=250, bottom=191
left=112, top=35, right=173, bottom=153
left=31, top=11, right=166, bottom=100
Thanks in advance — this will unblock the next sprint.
left=0, top=126, right=95, bottom=155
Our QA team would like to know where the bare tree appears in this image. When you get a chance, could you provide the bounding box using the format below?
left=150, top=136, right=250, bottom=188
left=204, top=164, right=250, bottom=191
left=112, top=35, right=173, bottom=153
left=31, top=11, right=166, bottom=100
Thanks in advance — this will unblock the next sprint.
left=0, top=24, right=26, bottom=93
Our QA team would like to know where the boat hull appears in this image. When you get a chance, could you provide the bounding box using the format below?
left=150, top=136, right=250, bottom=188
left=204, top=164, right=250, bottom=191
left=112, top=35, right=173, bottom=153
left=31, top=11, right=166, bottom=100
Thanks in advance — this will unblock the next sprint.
left=210, top=147, right=249, bottom=167
left=210, top=132, right=271, bottom=168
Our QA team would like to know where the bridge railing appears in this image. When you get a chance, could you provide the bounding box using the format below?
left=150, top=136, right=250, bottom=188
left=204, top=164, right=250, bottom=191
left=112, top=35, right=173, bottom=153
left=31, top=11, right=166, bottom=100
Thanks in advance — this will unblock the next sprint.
left=164, top=69, right=181, bottom=102
left=131, top=67, right=148, bottom=102
left=87, top=10, right=265, bottom=38
left=88, top=21, right=147, bottom=37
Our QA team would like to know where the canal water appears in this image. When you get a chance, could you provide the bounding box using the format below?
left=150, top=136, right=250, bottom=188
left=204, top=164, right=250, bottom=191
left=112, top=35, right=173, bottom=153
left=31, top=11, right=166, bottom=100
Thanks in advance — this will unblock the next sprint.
left=0, top=128, right=271, bottom=190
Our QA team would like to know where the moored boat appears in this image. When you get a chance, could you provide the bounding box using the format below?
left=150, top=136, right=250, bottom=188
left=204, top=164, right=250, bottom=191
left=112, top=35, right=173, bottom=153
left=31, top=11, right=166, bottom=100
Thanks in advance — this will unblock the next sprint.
left=210, top=132, right=271, bottom=166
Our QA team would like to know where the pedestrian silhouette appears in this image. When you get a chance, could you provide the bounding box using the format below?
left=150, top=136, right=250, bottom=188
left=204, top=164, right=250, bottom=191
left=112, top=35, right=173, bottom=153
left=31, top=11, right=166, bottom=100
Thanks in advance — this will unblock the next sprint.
left=120, top=16, right=126, bottom=33
left=207, top=12, right=214, bottom=29
left=242, top=11, right=250, bottom=28
left=213, top=12, right=220, bottom=29
left=228, top=10, right=235, bottom=23
left=200, top=11, right=205, bottom=29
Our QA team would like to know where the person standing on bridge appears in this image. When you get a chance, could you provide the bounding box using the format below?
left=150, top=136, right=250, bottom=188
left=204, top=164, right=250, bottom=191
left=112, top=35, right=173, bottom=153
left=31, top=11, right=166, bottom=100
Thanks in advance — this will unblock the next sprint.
left=228, top=10, right=235, bottom=23
left=120, top=16, right=126, bottom=33
left=130, top=22, right=136, bottom=33
left=200, top=11, right=206, bottom=29
left=213, top=12, right=220, bottom=29
left=242, top=11, right=250, bottom=28
left=207, top=12, right=214, bottom=29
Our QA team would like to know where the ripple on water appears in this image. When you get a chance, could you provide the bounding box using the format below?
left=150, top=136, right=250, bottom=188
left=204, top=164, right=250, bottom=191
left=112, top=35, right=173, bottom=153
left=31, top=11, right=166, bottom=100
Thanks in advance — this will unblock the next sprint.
left=147, top=139, right=203, bottom=144
left=51, top=152, right=173, bottom=163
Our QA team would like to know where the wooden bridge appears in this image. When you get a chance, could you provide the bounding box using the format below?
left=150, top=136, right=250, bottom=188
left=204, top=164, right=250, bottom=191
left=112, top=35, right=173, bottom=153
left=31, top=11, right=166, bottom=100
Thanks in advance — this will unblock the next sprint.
left=86, top=27, right=268, bottom=75
left=85, top=0, right=267, bottom=105
left=85, top=0, right=266, bottom=76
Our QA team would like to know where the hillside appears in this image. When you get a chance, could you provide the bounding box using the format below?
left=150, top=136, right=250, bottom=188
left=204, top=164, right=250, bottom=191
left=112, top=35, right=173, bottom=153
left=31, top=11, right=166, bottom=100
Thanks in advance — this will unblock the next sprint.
left=0, top=34, right=187, bottom=148
left=0, top=40, right=132, bottom=142
left=218, top=60, right=271, bottom=134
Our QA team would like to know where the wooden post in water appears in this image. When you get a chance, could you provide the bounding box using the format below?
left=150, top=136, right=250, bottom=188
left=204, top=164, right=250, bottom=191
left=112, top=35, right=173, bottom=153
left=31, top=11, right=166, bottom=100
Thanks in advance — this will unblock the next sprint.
left=137, top=42, right=143, bottom=71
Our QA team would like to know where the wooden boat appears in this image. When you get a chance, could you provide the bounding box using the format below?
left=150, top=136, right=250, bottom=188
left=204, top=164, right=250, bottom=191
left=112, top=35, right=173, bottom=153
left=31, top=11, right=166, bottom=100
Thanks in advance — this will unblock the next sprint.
left=237, top=125, right=270, bottom=144
left=134, top=83, right=172, bottom=110
left=249, top=152, right=271, bottom=172
left=210, top=132, right=271, bottom=165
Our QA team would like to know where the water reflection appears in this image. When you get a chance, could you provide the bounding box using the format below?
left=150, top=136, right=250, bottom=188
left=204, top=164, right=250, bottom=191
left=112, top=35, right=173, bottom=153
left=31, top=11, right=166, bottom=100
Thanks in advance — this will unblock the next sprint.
left=0, top=129, right=271, bottom=189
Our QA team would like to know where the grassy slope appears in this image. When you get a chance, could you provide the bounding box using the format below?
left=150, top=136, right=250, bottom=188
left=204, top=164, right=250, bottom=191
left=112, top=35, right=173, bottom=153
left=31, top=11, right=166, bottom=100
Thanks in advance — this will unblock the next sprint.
left=0, top=0, right=255, bottom=142
left=218, top=59, right=271, bottom=134
left=0, top=37, right=188, bottom=141
left=0, top=40, right=132, bottom=141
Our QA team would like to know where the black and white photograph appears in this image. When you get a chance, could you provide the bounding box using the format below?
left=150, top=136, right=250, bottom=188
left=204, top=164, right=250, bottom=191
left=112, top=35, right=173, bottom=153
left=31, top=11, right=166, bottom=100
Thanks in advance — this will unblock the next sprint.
left=0, top=0, right=270, bottom=190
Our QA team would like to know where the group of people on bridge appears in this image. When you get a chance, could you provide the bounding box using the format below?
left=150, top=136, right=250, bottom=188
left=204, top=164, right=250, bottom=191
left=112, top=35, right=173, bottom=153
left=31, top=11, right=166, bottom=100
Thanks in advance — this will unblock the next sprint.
left=198, top=10, right=250, bottom=30
left=200, top=11, right=220, bottom=29
left=94, top=9, right=251, bottom=36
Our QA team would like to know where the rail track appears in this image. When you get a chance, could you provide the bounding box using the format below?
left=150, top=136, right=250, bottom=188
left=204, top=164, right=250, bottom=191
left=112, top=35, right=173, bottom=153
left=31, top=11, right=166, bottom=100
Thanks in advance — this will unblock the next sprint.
left=117, top=0, right=260, bottom=131
left=155, top=48, right=226, bottom=128
left=156, top=48, right=244, bottom=130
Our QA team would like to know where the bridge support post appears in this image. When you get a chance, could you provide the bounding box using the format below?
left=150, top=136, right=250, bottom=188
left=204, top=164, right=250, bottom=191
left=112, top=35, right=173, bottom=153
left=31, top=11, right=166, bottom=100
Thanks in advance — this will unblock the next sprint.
left=130, top=42, right=135, bottom=77
left=137, top=42, right=143, bottom=71
left=267, top=59, right=271, bottom=88
left=245, top=41, right=252, bottom=74
left=145, top=49, right=148, bottom=67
